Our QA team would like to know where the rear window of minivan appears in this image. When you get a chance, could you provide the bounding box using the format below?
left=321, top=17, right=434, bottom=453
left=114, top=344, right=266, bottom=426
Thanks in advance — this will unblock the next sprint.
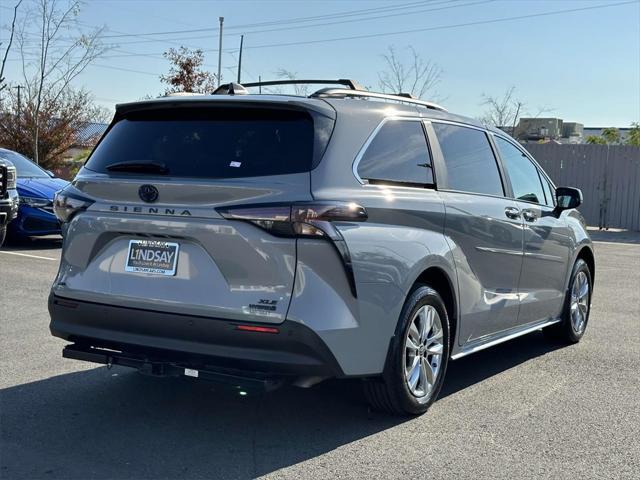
left=84, top=108, right=317, bottom=178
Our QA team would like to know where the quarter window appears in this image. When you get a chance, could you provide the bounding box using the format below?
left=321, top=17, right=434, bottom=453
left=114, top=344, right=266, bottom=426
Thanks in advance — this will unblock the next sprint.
left=495, top=137, right=546, bottom=205
left=357, top=120, right=433, bottom=185
left=432, top=123, right=503, bottom=196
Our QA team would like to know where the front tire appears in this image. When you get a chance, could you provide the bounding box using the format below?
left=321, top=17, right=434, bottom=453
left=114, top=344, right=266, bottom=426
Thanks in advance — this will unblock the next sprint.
left=364, top=285, right=450, bottom=416
left=545, top=258, right=592, bottom=343
left=0, top=227, right=6, bottom=248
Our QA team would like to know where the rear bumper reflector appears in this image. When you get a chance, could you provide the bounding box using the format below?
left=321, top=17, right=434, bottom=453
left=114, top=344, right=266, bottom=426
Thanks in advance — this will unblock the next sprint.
left=236, top=325, right=279, bottom=334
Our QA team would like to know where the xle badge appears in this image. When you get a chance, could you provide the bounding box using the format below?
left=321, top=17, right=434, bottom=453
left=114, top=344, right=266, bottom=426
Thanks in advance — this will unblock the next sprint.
left=249, top=299, right=278, bottom=313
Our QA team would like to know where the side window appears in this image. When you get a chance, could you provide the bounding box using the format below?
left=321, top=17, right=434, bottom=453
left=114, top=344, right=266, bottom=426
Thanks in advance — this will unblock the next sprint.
left=539, top=172, right=555, bottom=207
left=357, top=120, right=433, bottom=185
left=495, top=136, right=546, bottom=205
left=432, top=123, right=504, bottom=196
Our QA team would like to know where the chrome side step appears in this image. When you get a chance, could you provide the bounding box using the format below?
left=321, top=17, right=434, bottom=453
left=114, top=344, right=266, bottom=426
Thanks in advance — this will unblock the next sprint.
left=450, top=318, right=561, bottom=360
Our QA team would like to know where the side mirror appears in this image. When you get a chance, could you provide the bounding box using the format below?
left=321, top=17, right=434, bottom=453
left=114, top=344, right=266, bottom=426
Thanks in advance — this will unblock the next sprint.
left=556, top=187, right=582, bottom=210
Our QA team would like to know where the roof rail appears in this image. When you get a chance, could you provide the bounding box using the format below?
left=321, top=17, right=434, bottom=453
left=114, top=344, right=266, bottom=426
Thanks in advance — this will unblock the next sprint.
left=243, top=78, right=363, bottom=90
left=165, top=92, right=205, bottom=97
left=310, top=88, right=447, bottom=112
left=213, top=78, right=364, bottom=95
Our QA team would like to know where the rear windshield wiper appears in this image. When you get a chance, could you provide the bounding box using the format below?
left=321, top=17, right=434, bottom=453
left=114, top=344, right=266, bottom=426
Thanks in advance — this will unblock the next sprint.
left=105, top=161, right=170, bottom=174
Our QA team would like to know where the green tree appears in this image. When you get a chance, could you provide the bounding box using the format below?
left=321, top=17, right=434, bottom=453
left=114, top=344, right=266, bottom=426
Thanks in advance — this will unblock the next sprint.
left=626, top=123, right=640, bottom=146
left=586, top=135, right=606, bottom=145
left=601, top=127, right=621, bottom=144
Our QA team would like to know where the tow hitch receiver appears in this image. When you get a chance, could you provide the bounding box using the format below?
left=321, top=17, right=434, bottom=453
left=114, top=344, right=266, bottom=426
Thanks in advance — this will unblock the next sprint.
left=62, top=344, right=283, bottom=391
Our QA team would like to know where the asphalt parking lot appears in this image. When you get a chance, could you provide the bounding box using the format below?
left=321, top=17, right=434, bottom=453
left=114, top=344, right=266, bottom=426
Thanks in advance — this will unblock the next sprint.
left=1, top=233, right=638, bottom=480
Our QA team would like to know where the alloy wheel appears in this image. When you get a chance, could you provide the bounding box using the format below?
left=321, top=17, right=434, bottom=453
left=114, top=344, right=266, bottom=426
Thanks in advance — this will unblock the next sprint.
left=404, top=305, right=444, bottom=398
left=570, top=270, right=590, bottom=334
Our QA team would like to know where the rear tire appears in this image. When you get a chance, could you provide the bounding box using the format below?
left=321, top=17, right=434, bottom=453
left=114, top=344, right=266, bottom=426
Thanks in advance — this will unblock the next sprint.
left=363, top=285, right=450, bottom=416
left=544, top=258, right=592, bottom=344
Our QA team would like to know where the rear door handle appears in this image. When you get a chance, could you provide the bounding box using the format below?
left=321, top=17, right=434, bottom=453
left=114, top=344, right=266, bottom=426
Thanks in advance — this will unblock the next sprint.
left=504, top=207, right=520, bottom=220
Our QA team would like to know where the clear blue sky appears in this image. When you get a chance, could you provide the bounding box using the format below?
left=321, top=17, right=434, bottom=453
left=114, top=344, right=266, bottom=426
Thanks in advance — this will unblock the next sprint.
left=1, top=0, right=639, bottom=126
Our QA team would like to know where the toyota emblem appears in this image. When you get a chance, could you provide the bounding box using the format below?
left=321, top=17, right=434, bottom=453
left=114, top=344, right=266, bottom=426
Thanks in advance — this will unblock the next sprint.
left=138, top=184, right=159, bottom=203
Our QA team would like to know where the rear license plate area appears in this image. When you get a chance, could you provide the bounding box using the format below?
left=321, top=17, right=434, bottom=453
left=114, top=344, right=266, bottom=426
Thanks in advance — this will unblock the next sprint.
left=125, top=240, right=179, bottom=276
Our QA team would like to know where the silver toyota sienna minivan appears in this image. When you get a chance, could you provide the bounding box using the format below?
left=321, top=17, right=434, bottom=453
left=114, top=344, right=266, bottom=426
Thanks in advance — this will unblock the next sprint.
left=49, top=79, right=595, bottom=415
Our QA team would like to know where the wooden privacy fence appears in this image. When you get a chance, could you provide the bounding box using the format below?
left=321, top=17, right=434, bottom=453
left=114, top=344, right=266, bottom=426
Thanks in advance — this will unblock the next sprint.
left=525, top=144, right=640, bottom=231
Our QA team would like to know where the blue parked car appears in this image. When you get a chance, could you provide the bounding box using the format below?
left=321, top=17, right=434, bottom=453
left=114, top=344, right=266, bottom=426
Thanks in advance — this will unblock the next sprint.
left=0, top=148, right=69, bottom=240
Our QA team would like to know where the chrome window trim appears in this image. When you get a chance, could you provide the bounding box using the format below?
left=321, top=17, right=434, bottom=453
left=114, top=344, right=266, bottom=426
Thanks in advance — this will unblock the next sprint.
left=436, top=188, right=515, bottom=202
left=351, top=116, right=430, bottom=186
left=429, top=118, right=489, bottom=132
left=361, top=183, right=439, bottom=192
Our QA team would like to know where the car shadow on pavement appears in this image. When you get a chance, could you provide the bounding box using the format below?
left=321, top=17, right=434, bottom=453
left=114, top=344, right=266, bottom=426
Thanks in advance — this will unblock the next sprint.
left=0, top=369, right=401, bottom=480
left=440, top=331, right=565, bottom=399
left=587, top=228, right=640, bottom=244
left=1, top=332, right=564, bottom=480
left=3, top=235, right=62, bottom=251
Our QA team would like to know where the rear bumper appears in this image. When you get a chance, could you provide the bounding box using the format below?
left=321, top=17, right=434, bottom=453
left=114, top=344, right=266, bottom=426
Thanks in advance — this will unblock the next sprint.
left=49, top=294, right=344, bottom=378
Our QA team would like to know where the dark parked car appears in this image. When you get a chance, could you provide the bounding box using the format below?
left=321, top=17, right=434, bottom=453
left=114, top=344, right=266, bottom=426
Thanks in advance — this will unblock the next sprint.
left=0, top=158, right=19, bottom=247
left=0, top=148, right=68, bottom=241
left=49, top=80, right=594, bottom=416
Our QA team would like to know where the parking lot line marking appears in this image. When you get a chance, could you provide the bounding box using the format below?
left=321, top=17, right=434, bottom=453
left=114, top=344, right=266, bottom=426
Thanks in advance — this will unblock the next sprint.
left=593, top=241, right=640, bottom=247
left=0, top=251, right=57, bottom=261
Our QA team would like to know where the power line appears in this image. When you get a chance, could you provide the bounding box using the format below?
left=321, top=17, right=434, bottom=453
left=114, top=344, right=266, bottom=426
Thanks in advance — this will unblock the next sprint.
left=109, top=0, right=481, bottom=46
left=57, top=0, right=634, bottom=55
left=97, top=0, right=443, bottom=39
left=235, top=0, right=639, bottom=52
left=6, top=1, right=636, bottom=79
left=223, top=0, right=440, bottom=30
left=89, top=63, right=161, bottom=77
left=5, top=0, right=459, bottom=56
left=13, top=0, right=483, bottom=58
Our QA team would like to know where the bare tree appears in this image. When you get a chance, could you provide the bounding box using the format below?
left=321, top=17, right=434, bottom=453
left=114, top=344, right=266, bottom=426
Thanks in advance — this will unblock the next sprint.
left=15, top=0, right=108, bottom=163
left=377, top=46, right=442, bottom=99
left=274, top=69, right=309, bottom=96
left=480, top=87, right=523, bottom=131
left=0, top=0, right=23, bottom=92
left=480, top=86, right=553, bottom=136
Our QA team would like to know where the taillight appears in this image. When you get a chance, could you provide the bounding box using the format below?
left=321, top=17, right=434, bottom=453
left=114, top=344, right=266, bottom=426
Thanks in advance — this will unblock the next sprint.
left=217, top=202, right=367, bottom=237
left=217, top=202, right=367, bottom=297
left=53, top=186, right=94, bottom=223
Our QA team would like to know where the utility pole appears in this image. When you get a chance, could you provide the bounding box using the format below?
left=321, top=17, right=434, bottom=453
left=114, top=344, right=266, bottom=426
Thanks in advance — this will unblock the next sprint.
left=217, top=16, right=224, bottom=87
left=237, top=35, right=244, bottom=84
left=13, top=85, right=22, bottom=117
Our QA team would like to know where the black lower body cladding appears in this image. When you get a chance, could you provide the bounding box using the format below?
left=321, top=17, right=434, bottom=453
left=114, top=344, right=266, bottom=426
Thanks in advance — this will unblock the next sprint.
left=48, top=294, right=343, bottom=378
